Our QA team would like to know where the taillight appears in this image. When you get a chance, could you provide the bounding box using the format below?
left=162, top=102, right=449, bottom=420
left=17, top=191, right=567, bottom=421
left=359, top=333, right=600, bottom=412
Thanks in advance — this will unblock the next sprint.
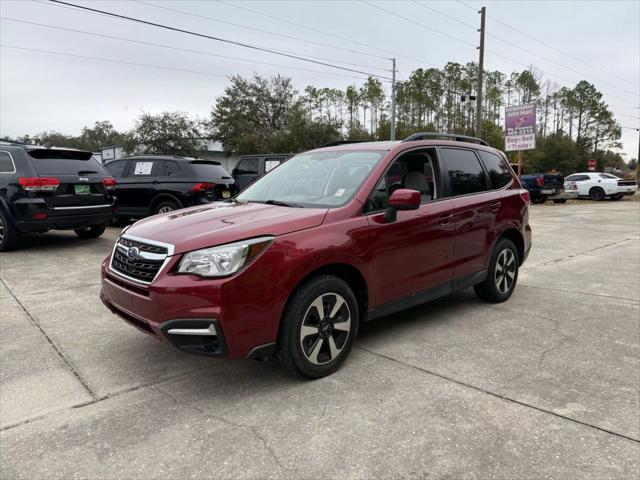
left=18, top=177, right=60, bottom=191
left=521, top=190, right=531, bottom=205
left=102, top=177, right=117, bottom=190
left=536, top=175, right=544, bottom=187
left=191, top=182, right=216, bottom=192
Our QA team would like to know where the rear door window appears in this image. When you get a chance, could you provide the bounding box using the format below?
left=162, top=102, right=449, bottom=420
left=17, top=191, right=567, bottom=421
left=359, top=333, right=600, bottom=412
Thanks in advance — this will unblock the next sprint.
left=440, top=148, right=488, bottom=196
left=132, top=160, right=155, bottom=176
left=27, top=149, right=105, bottom=175
left=478, top=151, right=512, bottom=189
left=0, top=151, right=15, bottom=173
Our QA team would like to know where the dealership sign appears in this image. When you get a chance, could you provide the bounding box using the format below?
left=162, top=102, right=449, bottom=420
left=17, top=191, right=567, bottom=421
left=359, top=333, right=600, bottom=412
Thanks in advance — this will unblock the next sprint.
left=505, top=104, right=536, bottom=151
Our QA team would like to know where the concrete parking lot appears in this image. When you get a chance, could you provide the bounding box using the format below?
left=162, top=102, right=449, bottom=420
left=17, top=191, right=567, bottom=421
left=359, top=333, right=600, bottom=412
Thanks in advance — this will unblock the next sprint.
left=1, top=199, right=639, bottom=479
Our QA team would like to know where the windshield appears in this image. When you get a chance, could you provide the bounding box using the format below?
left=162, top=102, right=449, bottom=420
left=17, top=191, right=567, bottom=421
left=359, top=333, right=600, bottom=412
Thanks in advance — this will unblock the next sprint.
left=236, top=150, right=383, bottom=207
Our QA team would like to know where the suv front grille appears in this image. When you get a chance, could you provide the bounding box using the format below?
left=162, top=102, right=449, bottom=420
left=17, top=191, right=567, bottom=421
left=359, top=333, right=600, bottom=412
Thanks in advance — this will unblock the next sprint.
left=110, top=237, right=170, bottom=284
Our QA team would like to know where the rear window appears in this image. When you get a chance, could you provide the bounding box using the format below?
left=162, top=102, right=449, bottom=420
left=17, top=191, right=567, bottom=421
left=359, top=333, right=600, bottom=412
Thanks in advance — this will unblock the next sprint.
left=190, top=161, right=231, bottom=179
left=27, top=149, right=103, bottom=175
left=478, top=151, right=512, bottom=189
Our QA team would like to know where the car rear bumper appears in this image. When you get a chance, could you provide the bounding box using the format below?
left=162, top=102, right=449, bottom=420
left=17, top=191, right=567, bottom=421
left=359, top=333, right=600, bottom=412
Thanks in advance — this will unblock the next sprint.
left=12, top=198, right=114, bottom=232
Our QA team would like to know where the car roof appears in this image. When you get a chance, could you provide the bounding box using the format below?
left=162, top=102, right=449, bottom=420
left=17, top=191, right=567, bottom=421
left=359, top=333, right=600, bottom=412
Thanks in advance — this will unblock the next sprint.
left=308, top=139, right=503, bottom=156
left=118, top=155, right=199, bottom=162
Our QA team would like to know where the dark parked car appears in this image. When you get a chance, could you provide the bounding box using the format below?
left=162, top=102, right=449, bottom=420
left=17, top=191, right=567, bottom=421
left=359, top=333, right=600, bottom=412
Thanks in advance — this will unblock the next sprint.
left=0, top=144, right=115, bottom=251
left=101, top=133, right=531, bottom=378
left=510, top=164, right=575, bottom=204
left=232, top=154, right=291, bottom=190
left=104, top=155, right=238, bottom=221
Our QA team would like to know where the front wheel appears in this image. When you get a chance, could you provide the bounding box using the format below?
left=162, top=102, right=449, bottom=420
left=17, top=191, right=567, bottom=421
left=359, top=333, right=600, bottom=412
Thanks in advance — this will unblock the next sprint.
left=277, top=275, right=359, bottom=378
left=74, top=224, right=106, bottom=239
left=474, top=238, right=519, bottom=303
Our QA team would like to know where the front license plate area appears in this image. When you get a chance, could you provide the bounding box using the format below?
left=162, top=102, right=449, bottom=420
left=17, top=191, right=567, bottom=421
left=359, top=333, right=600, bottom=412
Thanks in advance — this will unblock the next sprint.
left=222, top=190, right=231, bottom=199
left=75, top=184, right=91, bottom=195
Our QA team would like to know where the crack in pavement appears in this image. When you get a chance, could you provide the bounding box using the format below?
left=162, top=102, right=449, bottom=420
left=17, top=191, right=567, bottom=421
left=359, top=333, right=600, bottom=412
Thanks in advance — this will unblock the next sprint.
left=355, top=346, right=640, bottom=445
left=153, top=386, right=296, bottom=475
left=0, top=368, right=205, bottom=432
left=0, top=278, right=99, bottom=400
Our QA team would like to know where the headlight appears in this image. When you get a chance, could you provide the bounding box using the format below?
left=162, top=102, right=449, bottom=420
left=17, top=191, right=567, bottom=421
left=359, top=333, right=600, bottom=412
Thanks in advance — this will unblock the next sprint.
left=178, top=236, right=274, bottom=277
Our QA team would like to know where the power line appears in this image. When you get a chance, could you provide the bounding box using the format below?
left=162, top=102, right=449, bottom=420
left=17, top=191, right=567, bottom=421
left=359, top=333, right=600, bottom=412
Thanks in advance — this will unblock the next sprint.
left=1, top=43, right=229, bottom=78
left=132, top=0, right=391, bottom=71
left=360, top=0, right=634, bottom=105
left=218, top=0, right=398, bottom=60
left=455, top=0, right=640, bottom=89
left=46, top=0, right=392, bottom=81
left=413, top=0, right=638, bottom=97
left=217, top=0, right=448, bottom=73
left=0, top=17, right=374, bottom=81
left=360, top=0, right=477, bottom=49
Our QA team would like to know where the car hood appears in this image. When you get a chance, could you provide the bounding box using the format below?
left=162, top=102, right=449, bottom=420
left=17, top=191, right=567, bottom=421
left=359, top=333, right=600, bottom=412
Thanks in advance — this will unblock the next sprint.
left=125, top=202, right=328, bottom=255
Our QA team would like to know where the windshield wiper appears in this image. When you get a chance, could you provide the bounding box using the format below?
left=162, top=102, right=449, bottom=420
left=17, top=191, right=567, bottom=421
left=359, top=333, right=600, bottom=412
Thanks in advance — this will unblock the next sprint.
left=264, top=199, right=304, bottom=208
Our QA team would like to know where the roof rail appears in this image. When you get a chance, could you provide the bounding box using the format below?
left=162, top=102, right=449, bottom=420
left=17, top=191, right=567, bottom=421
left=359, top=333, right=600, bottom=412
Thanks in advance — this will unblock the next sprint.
left=403, top=132, right=488, bottom=146
left=320, top=140, right=368, bottom=148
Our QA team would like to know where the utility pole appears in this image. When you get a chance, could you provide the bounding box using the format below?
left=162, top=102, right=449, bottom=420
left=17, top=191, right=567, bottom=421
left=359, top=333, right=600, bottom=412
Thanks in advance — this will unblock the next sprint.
left=475, top=6, right=486, bottom=138
left=390, top=57, right=397, bottom=141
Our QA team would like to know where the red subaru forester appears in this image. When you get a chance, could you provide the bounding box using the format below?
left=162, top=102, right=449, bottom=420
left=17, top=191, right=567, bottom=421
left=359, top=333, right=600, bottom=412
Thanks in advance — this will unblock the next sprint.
left=101, top=133, right=531, bottom=378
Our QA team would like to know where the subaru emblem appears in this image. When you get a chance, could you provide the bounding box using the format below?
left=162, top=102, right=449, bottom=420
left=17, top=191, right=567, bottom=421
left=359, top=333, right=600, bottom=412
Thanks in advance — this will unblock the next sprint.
left=127, top=247, right=139, bottom=260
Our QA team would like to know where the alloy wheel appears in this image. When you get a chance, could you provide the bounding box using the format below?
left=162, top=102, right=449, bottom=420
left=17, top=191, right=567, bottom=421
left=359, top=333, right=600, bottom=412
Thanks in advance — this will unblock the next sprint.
left=157, top=206, right=175, bottom=214
left=0, top=214, right=5, bottom=243
left=494, top=248, right=516, bottom=294
left=299, top=292, right=351, bottom=365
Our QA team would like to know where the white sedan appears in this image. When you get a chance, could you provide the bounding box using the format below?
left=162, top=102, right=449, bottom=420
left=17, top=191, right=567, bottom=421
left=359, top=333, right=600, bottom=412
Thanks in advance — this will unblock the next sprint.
left=564, top=172, right=637, bottom=201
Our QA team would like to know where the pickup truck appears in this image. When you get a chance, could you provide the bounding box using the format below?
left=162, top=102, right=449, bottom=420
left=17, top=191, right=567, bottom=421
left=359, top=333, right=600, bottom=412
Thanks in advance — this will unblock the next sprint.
left=510, top=165, right=577, bottom=204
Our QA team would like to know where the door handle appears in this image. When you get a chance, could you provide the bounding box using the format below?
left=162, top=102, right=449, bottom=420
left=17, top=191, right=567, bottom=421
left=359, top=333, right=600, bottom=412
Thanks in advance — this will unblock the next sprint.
left=488, top=202, right=502, bottom=212
left=439, top=213, right=454, bottom=225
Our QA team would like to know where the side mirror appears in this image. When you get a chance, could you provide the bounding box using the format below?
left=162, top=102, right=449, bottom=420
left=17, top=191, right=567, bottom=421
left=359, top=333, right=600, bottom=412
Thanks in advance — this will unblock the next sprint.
left=232, top=168, right=238, bottom=176
left=384, top=189, right=421, bottom=223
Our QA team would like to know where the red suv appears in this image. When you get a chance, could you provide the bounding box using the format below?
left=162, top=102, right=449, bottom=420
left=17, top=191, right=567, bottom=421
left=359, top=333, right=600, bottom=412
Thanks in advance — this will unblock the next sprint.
left=101, top=133, right=531, bottom=378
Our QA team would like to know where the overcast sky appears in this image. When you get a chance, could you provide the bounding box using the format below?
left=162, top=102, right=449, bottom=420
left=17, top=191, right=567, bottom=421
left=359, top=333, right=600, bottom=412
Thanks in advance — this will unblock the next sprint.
left=1, top=0, right=638, bottom=159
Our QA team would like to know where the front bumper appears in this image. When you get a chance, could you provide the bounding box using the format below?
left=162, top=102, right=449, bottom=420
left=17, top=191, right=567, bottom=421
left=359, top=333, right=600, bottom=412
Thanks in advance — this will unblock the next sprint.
left=100, top=253, right=287, bottom=359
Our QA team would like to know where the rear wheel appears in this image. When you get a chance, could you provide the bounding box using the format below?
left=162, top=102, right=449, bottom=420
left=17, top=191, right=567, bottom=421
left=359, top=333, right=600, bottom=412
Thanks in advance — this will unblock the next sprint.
left=589, top=187, right=605, bottom=201
left=0, top=208, right=20, bottom=252
left=74, top=224, right=106, bottom=239
left=474, top=238, right=519, bottom=303
left=277, top=275, right=359, bottom=378
left=553, top=199, right=567, bottom=204
left=153, top=200, right=180, bottom=215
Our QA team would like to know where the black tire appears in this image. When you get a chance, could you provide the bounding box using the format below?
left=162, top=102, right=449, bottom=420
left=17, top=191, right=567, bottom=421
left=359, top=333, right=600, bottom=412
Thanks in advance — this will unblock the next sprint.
left=0, top=208, right=20, bottom=252
left=589, top=187, right=605, bottom=201
left=531, top=197, right=546, bottom=204
left=474, top=238, right=519, bottom=303
left=276, top=275, right=359, bottom=378
left=611, top=194, right=623, bottom=201
left=74, top=224, right=106, bottom=239
left=153, top=200, right=180, bottom=215
left=553, top=199, right=568, bottom=204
